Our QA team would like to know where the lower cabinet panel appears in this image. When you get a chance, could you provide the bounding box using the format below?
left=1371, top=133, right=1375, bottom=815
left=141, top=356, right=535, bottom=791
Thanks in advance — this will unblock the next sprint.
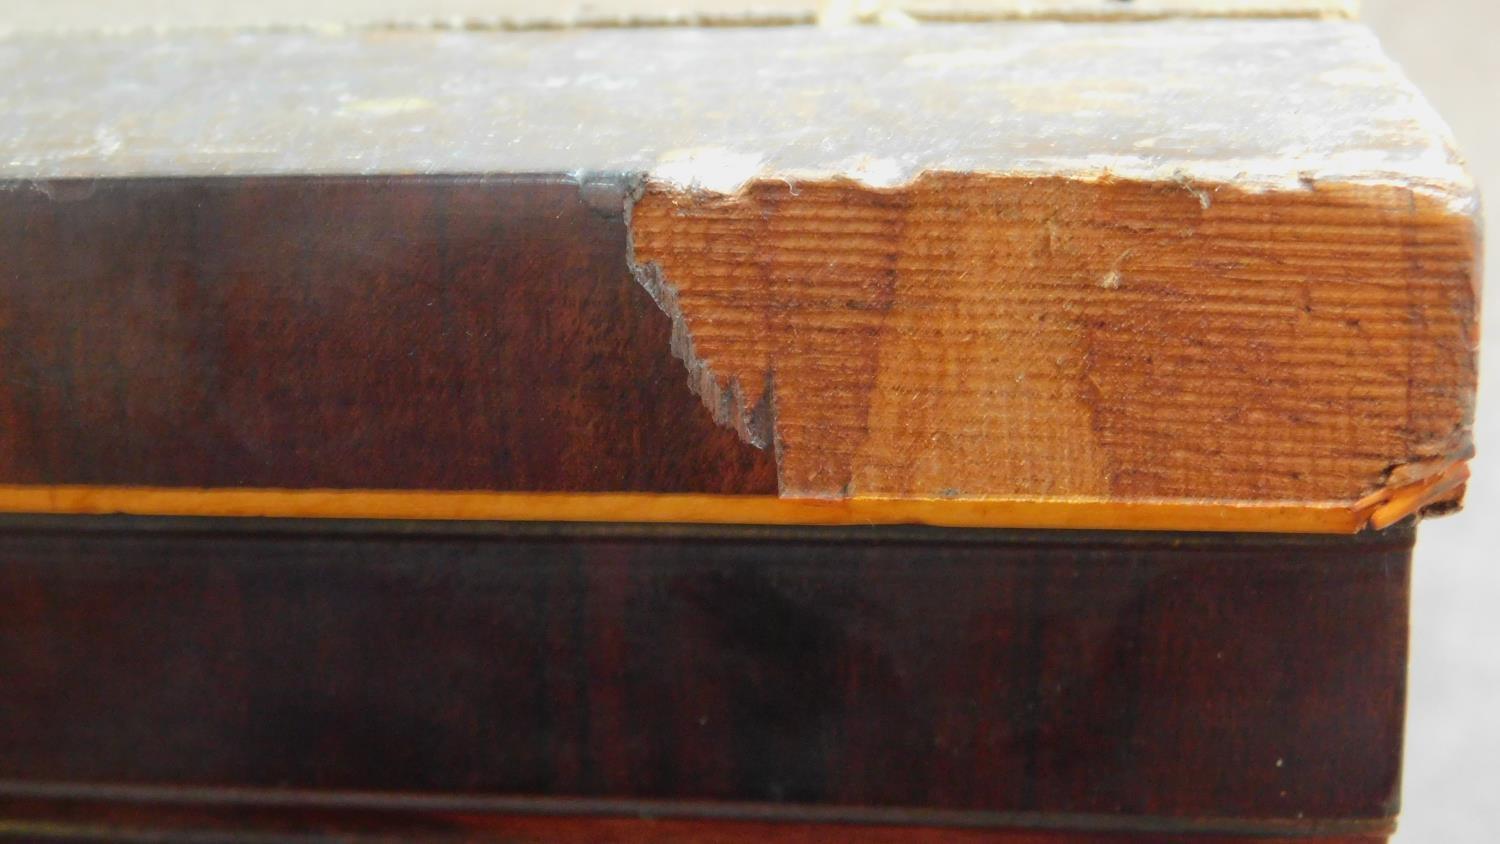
left=0, top=517, right=1411, bottom=840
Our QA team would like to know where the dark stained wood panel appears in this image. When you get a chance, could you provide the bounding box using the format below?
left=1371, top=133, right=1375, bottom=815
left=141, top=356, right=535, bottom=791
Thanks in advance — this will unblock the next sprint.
left=0, top=517, right=1411, bottom=833
left=0, top=177, right=776, bottom=494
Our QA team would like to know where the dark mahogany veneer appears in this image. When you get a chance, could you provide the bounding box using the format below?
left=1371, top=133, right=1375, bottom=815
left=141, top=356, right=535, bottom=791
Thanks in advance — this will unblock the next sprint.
left=0, top=176, right=773, bottom=493
left=0, top=176, right=1411, bottom=841
left=0, top=517, right=1408, bottom=840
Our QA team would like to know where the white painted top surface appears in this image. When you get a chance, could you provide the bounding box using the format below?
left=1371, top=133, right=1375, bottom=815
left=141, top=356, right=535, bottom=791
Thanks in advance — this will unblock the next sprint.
left=0, top=0, right=1356, bottom=34
left=0, top=19, right=1467, bottom=203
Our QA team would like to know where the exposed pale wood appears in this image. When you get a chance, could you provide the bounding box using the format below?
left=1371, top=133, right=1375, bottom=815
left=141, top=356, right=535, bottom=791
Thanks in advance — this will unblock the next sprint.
left=632, top=175, right=1477, bottom=511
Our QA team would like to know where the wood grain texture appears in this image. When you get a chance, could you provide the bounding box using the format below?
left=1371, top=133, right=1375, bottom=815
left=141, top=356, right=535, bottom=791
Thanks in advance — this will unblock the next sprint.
left=0, top=176, right=775, bottom=494
left=632, top=175, right=1478, bottom=508
left=0, top=517, right=1411, bottom=832
left=0, top=171, right=1474, bottom=529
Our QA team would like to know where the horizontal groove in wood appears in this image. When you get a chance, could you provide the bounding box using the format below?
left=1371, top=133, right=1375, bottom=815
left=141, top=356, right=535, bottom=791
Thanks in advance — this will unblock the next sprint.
left=0, top=782, right=1395, bottom=841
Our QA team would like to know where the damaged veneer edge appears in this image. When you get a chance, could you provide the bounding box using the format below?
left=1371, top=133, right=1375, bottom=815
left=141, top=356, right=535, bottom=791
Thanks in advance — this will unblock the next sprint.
left=0, top=164, right=1476, bottom=533
left=0, top=19, right=1478, bottom=534
left=621, top=165, right=1478, bottom=527
left=0, top=170, right=1478, bottom=536
left=0, top=174, right=1474, bottom=534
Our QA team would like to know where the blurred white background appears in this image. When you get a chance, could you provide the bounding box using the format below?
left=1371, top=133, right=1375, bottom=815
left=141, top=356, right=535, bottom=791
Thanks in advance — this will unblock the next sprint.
left=1362, top=2, right=1498, bottom=841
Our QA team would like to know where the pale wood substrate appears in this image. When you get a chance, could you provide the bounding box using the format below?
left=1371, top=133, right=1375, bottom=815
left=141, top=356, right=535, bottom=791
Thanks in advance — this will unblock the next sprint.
left=631, top=174, right=1478, bottom=515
